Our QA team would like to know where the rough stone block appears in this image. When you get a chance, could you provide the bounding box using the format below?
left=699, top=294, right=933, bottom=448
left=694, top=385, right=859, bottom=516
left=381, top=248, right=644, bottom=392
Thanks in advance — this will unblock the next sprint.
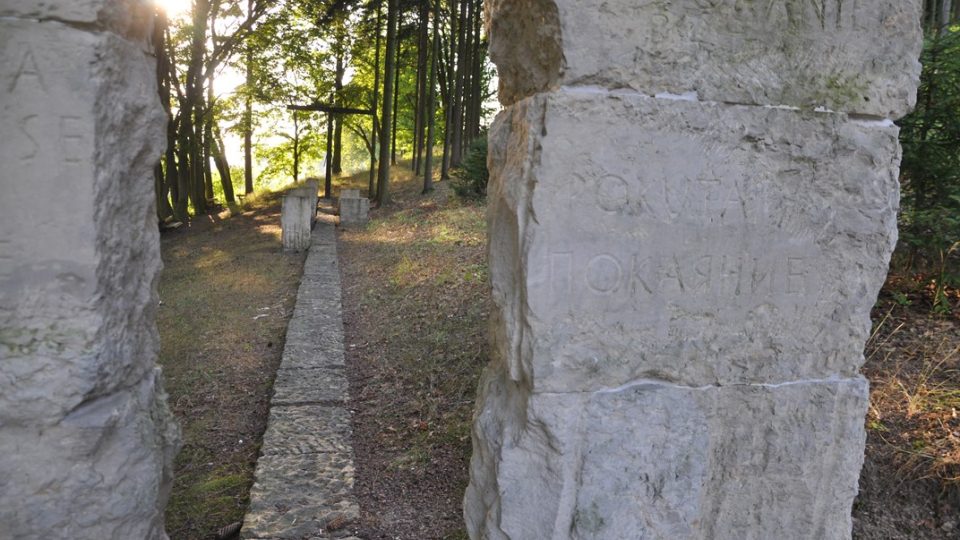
left=466, top=370, right=868, bottom=539
left=487, top=90, right=900, bottom=393
left=282, top=191, right=316, bottom=252
left=0, top=371, right=180, bottom=539
left=0, top=16, right=178, bottom=539
left=279, top=343, right=347, bottom=370
left=0, top=0, right=155, bottom=39
left=487, top=0, right=923, bottom=117
left=339, top=197, right=369, bottom=227
left=0, top=19, right=167, bottom=422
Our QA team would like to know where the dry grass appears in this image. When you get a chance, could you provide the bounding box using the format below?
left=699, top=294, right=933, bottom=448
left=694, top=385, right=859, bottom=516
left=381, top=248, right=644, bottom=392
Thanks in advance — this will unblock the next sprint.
left=338, top=163, right=489, bottom=539
left=864, top=285, right=960, bottom=486
left=855, top=277, right=960, bottom=538
left=157, top=192, right=306, bottom=539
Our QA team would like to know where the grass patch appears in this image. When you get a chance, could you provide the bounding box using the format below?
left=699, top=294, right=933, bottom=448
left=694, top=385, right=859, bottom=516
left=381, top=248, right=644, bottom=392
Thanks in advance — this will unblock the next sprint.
left=157, top=190, right=306, bottom=539
left=338, top=163, right=488, bottom=539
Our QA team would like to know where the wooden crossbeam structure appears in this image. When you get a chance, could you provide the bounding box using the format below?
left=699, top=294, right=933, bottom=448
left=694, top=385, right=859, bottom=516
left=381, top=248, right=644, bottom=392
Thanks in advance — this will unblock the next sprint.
left=287, top=103, right=373, bottom=116
left=287, top=102, right=374, bottom=198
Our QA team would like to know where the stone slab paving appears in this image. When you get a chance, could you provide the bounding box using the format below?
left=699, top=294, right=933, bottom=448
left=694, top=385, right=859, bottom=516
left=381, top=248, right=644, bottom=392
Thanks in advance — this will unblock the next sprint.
left=241, top=223, right=360, bottom=539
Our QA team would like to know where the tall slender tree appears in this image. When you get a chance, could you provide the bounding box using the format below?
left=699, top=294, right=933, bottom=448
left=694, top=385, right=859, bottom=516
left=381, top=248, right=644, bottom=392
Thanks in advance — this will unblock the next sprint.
left=423, top=0, right=440, bottom=193
left=377, top=0, right=400, bottom=204
left=369, top=0, right=383, bottom=198
left=412, top=0, right=430, bottom=173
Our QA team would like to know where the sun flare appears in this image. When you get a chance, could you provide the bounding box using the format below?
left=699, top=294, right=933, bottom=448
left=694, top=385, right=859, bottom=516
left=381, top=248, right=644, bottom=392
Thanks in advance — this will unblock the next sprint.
left=155, top=0, right=191, bottom=17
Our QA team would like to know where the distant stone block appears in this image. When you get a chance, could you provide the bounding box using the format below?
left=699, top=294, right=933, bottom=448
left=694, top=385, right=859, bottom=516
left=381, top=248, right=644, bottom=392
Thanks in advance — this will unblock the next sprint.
left=337, top=189, right=361, bottom=213
left=281, top=189, right=316, bottom=252
left=339, top=197, right=369, bottom=227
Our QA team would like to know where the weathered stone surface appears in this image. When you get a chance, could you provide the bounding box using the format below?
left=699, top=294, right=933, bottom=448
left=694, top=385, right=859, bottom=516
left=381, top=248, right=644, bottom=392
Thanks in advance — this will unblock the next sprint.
left=486, top=90, right=900, bottom=393
left=0, top=9, right=178, bottom=539
left=466, top=370, right=868, bottom=539
left=281, top=340, right=347, bottom=369
left=282, top=191, right=316, bottom=252
left=271, top=367, right=349, bottom=405
left=0, top=0, right=155, bottom=39
left=260, top=404, right=352, bottom=456
left=0, top=21, right=167, bottom=422
left=339, top=189, right=361, bottom=201
left=339, top=197, right=369, bottom=227
left=487, top=0, right=923, bottom=117
left=0, top=371, right=180, bottom=539
left=243, top=452, right=358, bottom=539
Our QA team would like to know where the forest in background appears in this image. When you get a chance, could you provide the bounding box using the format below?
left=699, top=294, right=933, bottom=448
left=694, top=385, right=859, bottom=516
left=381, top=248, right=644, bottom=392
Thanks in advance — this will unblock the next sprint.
left=899, top=0, right=960, bottom=308
left=151, top=0, right=492, bottom=221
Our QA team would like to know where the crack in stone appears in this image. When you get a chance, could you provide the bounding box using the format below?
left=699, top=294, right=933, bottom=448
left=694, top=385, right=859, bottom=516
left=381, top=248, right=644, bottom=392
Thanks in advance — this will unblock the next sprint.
left=538, top=374, right=864, bottom=397
left=271, top=400, right=347, bottom=408
left=554, top=84, right=897, bottom=126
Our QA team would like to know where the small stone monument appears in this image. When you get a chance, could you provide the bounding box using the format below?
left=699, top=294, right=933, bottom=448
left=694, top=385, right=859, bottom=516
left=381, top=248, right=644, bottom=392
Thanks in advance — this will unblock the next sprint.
left=282, top=181, right=319, bottom=251
left=339, top=189, right=369, bottom=227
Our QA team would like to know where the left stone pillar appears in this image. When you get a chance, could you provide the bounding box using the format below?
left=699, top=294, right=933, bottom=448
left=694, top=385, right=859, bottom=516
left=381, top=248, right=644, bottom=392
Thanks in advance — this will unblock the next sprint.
left=0, top=2, right=181, bottom=538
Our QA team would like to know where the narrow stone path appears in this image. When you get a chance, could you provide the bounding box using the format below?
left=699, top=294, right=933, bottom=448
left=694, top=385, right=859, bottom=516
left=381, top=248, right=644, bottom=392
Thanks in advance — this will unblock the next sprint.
left=241, top=222, right=360, bottom=540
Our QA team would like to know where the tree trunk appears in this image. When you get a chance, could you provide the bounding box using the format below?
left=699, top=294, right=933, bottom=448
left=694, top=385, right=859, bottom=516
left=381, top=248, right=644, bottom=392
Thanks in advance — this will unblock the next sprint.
left=176, top=117, right=193, bottom=217
left=185, top=0, right=210, bottom=214
left=377, top=0, right=399, bottom=204
left=461, top=0, right=475, bottom=150
left=413, top=0, right=430, bottom=174
left=203, top=76, right=215, bottom=202
left=211, top=126, right=235, bottom=204
left=942, top=0, right=953, bottom=30
left=333, top=49, right=345, bottom=174
left=469, top=0, right=483, bottom=141
left=391, top=21, right=402, bottom=166
left=293, top=114, right=301, bottom=183
left=325, top=108, right=333, bottom=197
left=369, top=0, right=383, bottom=197
left=440, top=4, right=455, bottom=180
left=152, top=9, right=176, bottom=222
left=243, top=2, right=254, bottom=196
left=423, top=0, right=440, bottom=193
left=449, top=0, right=468, bottom=167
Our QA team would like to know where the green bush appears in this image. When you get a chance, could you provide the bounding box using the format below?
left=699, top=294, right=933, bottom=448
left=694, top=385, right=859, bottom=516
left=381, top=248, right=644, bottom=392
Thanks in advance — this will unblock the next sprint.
left=452, top=134, right=488, bottom=200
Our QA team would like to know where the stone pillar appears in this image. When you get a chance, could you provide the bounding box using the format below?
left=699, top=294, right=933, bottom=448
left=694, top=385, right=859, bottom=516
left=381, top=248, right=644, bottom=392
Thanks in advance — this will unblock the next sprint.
left=283, top=179, right=319, bottom=251
left=466, top=2, right=923, bottom=539
left=0, top=2, right=180, bottom=538
left=338, top=189, right=370, bottom=227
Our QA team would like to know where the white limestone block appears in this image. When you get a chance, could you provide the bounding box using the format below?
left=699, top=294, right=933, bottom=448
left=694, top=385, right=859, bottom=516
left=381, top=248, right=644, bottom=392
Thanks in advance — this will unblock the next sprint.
left=339, top=197, right=369, bottom=227
left=466, top=368, right=868, bottom=540
left=486, top=90, right=901, bottom=393
left=487, top=0, right=923, bottom=118
left=282, top=192, right=316, bottom=252
left=0, top=0, right=156, bottom=39
left=0, top=15, right=179, bottom=540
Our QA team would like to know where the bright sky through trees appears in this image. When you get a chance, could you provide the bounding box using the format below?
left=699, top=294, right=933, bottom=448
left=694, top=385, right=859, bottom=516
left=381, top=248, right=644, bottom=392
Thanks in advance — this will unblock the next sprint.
left=154, top=0, right=191, bottom=17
